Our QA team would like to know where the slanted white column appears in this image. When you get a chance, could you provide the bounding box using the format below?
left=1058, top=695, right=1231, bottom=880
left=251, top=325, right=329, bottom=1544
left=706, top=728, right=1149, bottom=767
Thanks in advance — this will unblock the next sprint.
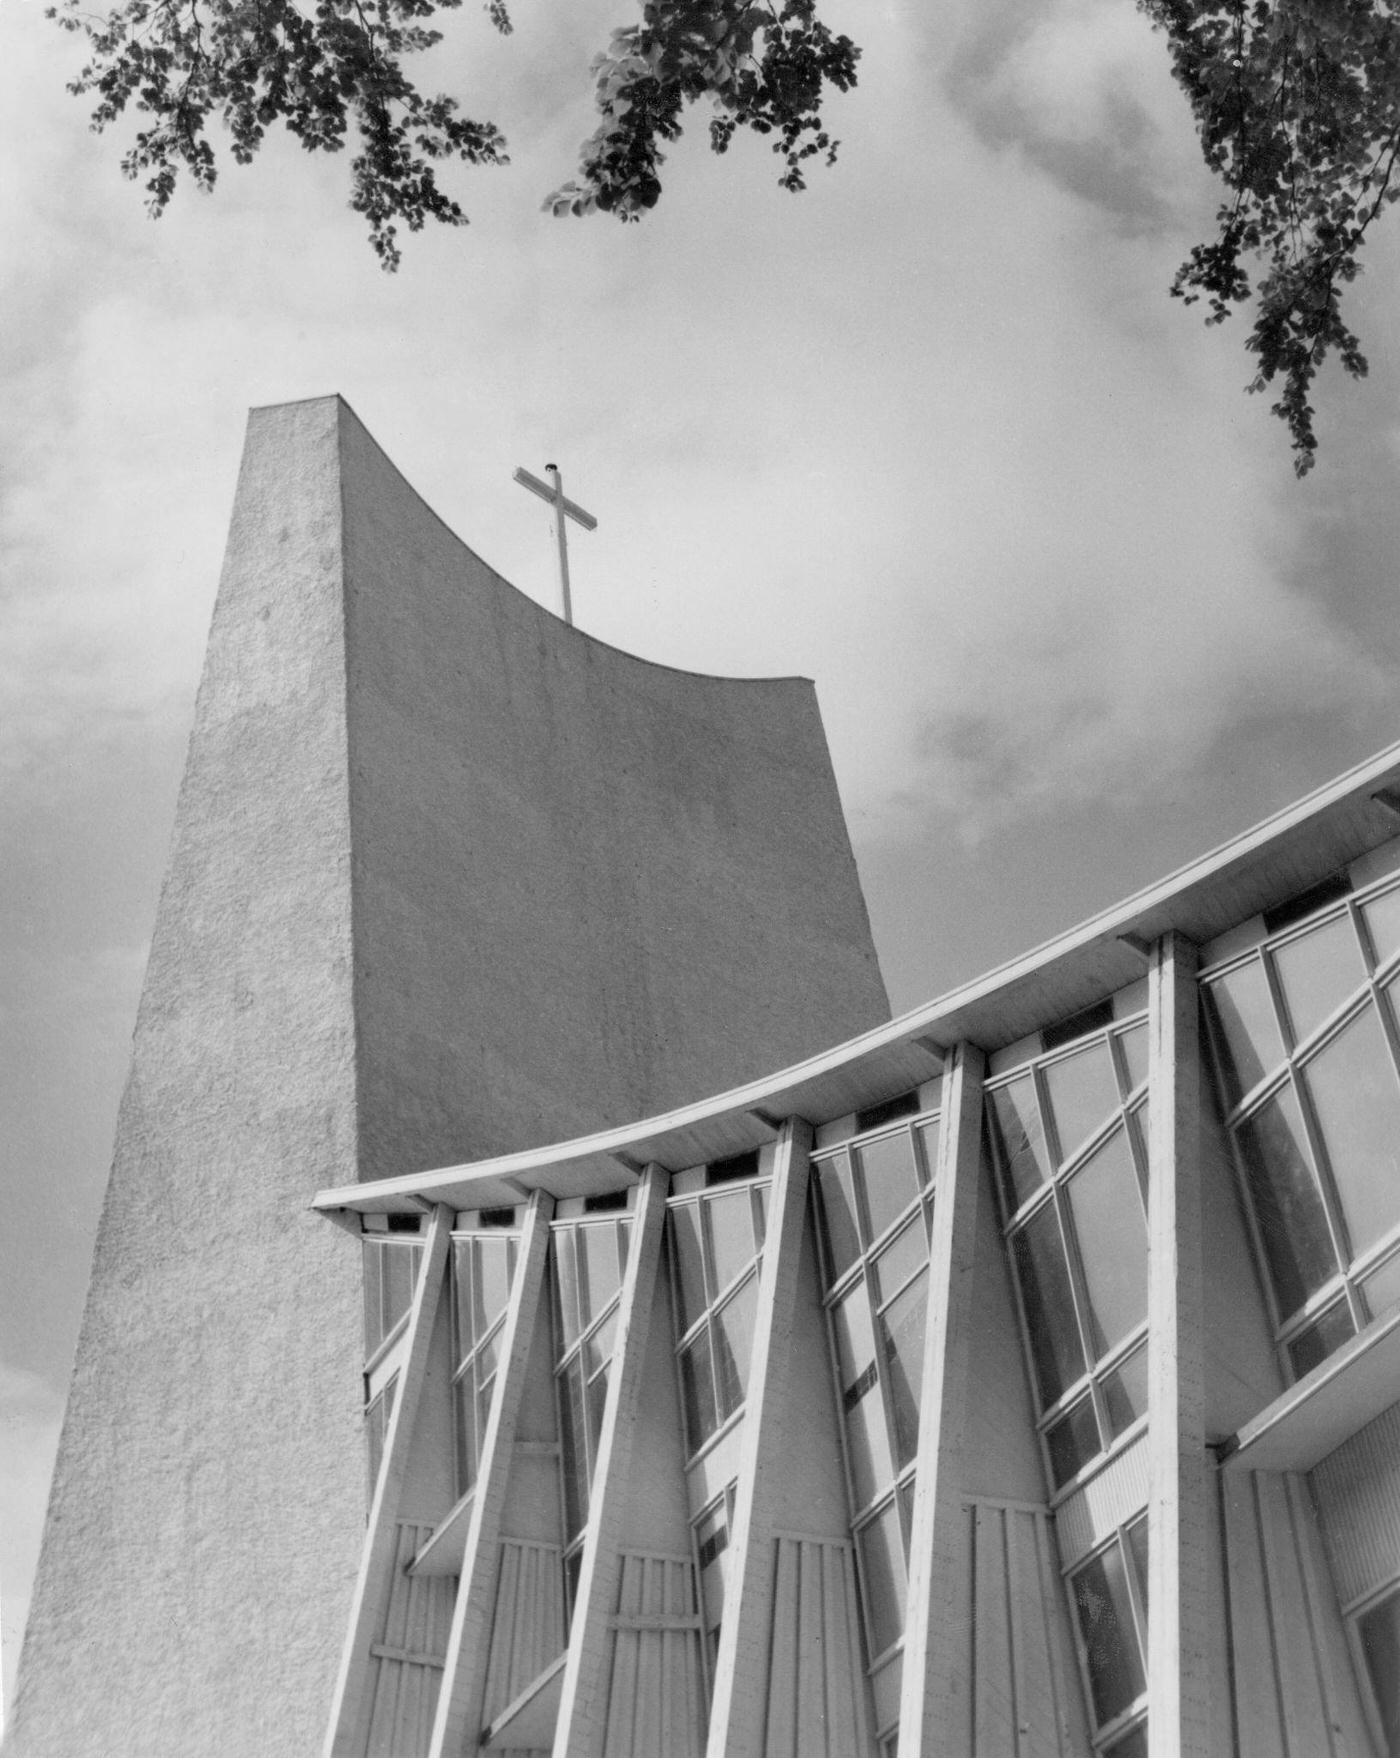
left=897, top=1041, right=986, bottom=1757
left=704, top=1116, right=814, bottom=1758
left=427, top=1189, right=556, bottom=1758
left=324, top=1203, right=453, bottom=1758
left=551, top=1166, right=672, bottom=1758
left=1147, top=934, right=1214, bottom=1755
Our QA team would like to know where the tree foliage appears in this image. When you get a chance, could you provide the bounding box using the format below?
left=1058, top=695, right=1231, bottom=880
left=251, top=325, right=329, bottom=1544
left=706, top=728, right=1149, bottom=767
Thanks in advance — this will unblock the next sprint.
left=49, top=0, right=1400, bottom=468
left=1142, top=0, right=1400, bottom=472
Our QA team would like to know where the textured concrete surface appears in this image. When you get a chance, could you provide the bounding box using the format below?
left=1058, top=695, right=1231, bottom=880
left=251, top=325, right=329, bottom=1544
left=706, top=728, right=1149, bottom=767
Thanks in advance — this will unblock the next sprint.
left=10, top=397, right=889, bottom=1756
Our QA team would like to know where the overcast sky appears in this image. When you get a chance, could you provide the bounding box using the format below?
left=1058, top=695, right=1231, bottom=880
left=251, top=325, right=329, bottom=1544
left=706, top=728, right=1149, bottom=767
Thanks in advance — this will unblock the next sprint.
left=5, top=0, right=1400, bottom=1710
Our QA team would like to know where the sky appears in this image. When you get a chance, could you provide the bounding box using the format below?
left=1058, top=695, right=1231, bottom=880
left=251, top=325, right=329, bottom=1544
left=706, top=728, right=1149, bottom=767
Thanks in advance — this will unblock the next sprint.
left=4, top=0, right=1400, bottom=1714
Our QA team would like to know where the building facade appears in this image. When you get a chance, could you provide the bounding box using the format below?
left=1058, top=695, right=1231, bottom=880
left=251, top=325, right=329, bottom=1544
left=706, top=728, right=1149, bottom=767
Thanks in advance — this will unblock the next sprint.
left=12, top=399, right=1400, bottom=1757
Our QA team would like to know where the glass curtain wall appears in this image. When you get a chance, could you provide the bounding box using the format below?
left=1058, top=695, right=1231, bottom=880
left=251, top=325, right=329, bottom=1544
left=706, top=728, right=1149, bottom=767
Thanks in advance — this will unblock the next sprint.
left=362, top=1213, right=427, bottom=1492
left=985, top=1020, right=1151, bottom=1491
left=668, top=1161, right=770, bottom=1675
left=1202, top=876, right=1400, bottom=1376
left=810, top=1098, right=940, bottom=1752
left=450, top=1219, right=520, bottom=1498
left=552, top=1212, right=632, bottom=1607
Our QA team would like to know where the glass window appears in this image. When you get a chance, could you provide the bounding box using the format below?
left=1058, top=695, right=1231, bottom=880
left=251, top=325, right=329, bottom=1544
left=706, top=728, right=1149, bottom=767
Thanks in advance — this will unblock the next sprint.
left=1102, top=1345, right=1149, bottom=1441
left=1357, top=1586, right=1400, bottom=1755
left=858, top=1499, right=908, bottom=1659
left=1287, top=1301, right=1356, bottom=1377
left=814, top=1158, right=861, bottom=1282
left=711, top=1273, right=758, bottom=1423
left=1303, top=1006, right=1400, bottom=1259
left=1011, top=1205, right=1086, bottom=1408
left=707, top=1189, right=758, bottom=1296
left=669, top=1181, right=767, bottom=1455
left=1065, top=1130, right=1148, bottom=1358
left=1045, top=1395, right=1100, bottom=1489
left=363, top=1237, right=424, bottom=1359
left=873, top=1213, right=927, bottom=1304
left=1042, top=1040, right=1120, bottom=1166
left=1205, top=960, right=1283, bottom=1105
left=858, top=1131, right=923, bottom=1243
left=834, top=1285, right=894, bottom=1509
left=1115, top=1023, right=1150, bottom=1095
left=1272, top=915, right=1366, bottom=1047
left=1363, top=886, right=1400, bottom=970
left=669, top=1202, right=708, bottom=1332
left=1362, top=1251, right=1400, bottom=1322
left=879, top=1271, right=927, bottom=1470
left=987, top=1076, right=1050, bottom=1211
left=553, top=1217, right=628, bottom=1543
left=1070, top=1537, right=1146, bottom=1727
left=1234, top=1086, right=1338, bottom=1319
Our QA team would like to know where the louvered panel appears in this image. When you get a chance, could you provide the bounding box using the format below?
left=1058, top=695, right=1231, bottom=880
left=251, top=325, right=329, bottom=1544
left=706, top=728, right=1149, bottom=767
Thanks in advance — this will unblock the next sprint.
left=763, top=1535, right=875, bottom=1757
left=600, top=1551, right=706, bottom=1758
left=1222, top=1470, right=1373, bottom=1758
left=965, top=1499, right=1087, bottom=1757
left=1052, top=1439, right=1149, bottom=1567
left=482, top=1539, right=566, bottom=1726
left=1311, top=1398, right=1400, bottom=1608
left=363, top=1520, right=455, bottom=1758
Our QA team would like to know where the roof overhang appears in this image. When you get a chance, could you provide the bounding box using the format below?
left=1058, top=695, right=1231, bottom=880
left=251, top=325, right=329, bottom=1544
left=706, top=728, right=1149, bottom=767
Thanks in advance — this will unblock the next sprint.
left=314, top=737, right=1400, bottom=1218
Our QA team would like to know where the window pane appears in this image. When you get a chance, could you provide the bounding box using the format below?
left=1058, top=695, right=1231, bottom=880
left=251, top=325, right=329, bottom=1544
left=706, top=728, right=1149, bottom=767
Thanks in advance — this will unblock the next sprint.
left=1103, top=1345, right=1149, bottom=1441
left=707, top=1189, right=757, bottom=1296
left=695, top=1503, right=730, bottom=1633
left=874, top=1214, right=927, bottom=1304
left=858, top=1502, right=907, bottom=1657
left=555, top=1231, right=582, bottom=1347
left=1205, top=960, right=1283, bottom=1105
left=1362, top=1251, right=1400, bottom=1323
left=680, top=1327, right=719, bottom=1452
left=858, top=1131, right=923, bottom=1243
left=1043, top=1041, right=1120, bottom=1167
left=1011, top=1204, right=1086, bottom=1408
left=1287, top=1301, right=1356, bottom=1377
left=880, top=1270, right=927, bottom=1469
left=583, top=1310, right=616, bottom=1378
left=585, top=1361, right=608, bottom=1463
left=1124, top=1515, right=1149, bottom=1617
left=1235, top=1086, right=1338, bottom=1319
left=1104, top=1724, right=1149, bottom=1758
left=1045, top=1395, right=1101, bottom=1489
left=559, top=1358, right=589, bottom=1539
left=1304, top=1004, right=1400, bottom=1259
left=474, top=1237, right=515, bottom=1336
left=834, top=1286, right=894, bottom=1508
left=580, top=1222, right=622, bottom=1326
left=814, top=1157, right=862, bottom=1284
left=1363, top=885, right=1400, bottom=970
left=452, top=1239, right=474, bottom=1364
left=1065, top=1129, right=1148, bottom=1360
left=454, top=1377, right=477, bottom=1492
left=712, top=1273, right=759, bottom=1422
left=1273, top=915, right=1366, bottom=1047
left=987, top=1077, right=1051, bottom=1210
left=669, top=1204, right=708, bottom=1333
left=1358, top=1589, right=1400, bottom=1754
left=1071, top=1544, right=1145, bottom=1727
left=1116, top=1023, right=1149, bottom=1095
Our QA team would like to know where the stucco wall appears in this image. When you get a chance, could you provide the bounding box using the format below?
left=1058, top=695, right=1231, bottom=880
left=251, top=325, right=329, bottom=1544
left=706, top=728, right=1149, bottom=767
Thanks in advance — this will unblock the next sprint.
left=11, top=396, right=889, bottom=1756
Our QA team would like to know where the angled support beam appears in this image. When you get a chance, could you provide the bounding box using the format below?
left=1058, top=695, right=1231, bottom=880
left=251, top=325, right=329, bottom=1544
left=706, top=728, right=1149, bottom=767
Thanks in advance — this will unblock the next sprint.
left=427, top=1190, right=556, bottom=1758
left=897, top=1041, right=986, bottom=1758
left=551, top=1165, right=671, bottom=1758
left=323, top=1203, right=454, bottom=1758
left=1147, top=933, right=1215, bottom=1755
left=704, top=1116, right=814, bottom=1758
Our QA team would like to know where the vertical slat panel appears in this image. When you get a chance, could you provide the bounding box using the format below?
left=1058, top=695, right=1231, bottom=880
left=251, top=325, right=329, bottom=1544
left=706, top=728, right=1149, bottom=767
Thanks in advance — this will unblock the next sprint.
left=1311, top=1400, right=1400, bottom=1607
left=1288, top=1474, right=1374, bottom=1758
left=1223, top=1474, right=1287, bottom=1758
left=795, top=1541, right=828, bottom=1753
left=973, top=1503, right=1013, bottom=1751
left=1258, top=1472, right=1332, bottom=1755
left=1007, top=1509, right=1055, bottom=1758
left=766, top=1537, right=801, bottom=1752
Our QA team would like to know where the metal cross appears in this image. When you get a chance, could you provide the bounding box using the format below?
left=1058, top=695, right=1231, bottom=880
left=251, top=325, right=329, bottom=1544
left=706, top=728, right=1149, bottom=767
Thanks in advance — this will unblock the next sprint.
left=513, top=463, right=597, bottom=627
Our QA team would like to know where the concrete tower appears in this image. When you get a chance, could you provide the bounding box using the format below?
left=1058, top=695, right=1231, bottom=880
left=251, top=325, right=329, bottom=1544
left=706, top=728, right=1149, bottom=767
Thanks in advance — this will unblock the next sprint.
left=9, top=398, right=889, bottom=1758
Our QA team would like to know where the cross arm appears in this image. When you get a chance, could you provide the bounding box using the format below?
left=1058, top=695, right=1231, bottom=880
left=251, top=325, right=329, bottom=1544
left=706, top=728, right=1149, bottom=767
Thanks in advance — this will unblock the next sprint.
left=512, top=467, right=598, bottom=530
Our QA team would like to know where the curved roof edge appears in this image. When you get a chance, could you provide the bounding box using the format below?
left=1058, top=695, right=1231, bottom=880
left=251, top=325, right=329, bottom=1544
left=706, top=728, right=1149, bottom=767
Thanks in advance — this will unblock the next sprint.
left=315, top=734, right=1400, bottom=1217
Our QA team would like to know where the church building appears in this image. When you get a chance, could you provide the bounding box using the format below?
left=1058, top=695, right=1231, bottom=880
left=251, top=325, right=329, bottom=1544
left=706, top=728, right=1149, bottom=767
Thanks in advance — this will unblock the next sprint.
left=10, top=396, right=1400, bottom=1757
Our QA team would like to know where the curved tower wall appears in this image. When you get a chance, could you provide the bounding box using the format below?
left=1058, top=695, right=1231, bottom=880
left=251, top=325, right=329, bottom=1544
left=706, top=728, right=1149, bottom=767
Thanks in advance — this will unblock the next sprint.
left=10, top=396, right=889, bottom=1758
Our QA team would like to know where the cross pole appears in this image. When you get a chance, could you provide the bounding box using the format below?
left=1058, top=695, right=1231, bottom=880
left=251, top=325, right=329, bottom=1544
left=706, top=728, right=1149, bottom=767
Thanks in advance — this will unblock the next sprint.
left=513, top=463, right=597, bottom=627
